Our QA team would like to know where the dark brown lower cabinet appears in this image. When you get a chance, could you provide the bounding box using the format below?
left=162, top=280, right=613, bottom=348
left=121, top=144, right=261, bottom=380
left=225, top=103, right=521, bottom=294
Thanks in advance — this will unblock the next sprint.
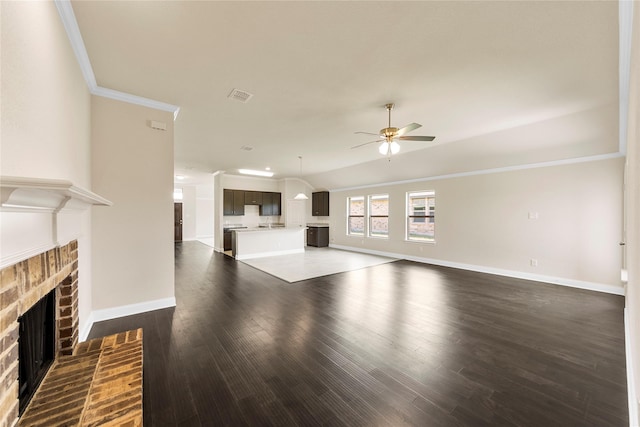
left=223, top=231, right=232, bottom=251
left=307, top=226, right=329, bottom=247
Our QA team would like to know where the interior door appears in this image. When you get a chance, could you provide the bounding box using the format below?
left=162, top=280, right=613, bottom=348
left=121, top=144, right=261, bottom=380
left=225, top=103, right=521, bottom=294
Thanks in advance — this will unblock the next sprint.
left=174, top=203, right=183, bottom=242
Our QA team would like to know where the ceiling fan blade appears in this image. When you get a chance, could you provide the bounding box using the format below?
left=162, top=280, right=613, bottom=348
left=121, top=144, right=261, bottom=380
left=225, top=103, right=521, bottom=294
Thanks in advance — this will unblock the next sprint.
left=350, top=139, right=383, bottom=149
left=396, top=123, right=422, bottom=136
left=355, top=131, right=382, bottom=136
left=398, top=135, right=436, bottom=142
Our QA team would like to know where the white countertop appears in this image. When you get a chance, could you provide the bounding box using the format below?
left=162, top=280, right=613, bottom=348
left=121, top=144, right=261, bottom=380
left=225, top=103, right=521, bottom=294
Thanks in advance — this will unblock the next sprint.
left=233, top=226, right=306, bottom=232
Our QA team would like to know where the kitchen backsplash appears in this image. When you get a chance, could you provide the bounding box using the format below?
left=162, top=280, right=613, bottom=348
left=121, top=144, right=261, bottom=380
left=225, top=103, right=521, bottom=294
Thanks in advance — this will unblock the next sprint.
left=224, top=205, right=281, bottom=228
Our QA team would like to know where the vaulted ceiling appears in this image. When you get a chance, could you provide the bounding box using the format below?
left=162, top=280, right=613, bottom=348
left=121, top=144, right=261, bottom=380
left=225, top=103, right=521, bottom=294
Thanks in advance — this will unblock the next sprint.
left=70, top=1, right=620, bottom=189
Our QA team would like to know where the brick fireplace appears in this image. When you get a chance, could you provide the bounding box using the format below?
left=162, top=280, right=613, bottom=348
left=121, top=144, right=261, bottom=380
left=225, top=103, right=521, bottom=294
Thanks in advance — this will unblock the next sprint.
left=0, top=241, right=79, bottom=427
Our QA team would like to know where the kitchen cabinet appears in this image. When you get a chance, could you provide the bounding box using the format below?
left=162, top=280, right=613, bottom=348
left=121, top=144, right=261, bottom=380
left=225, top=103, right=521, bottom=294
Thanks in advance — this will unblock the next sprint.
left=223, top=230, right=232, bottom=251
left=244, top=191, right=263, bottom=206
left=312, top=191, right=329, bottom=216
left=233, top=190, right=245, bottom=215
left=260, top=192, right=281, bottom=216
left=223, top=189, right=245, bottom=216
left=307, top=226, right=329, bottom=247
left=223, top=226, right=247, bottom=251
left=224, top=189, right=281, bottom=216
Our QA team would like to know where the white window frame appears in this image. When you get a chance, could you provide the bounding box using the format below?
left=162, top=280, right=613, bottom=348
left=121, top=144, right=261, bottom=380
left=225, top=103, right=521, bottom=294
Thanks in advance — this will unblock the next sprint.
left=368, top=194, right=389, bottom=239
left=406, top=191, right=435, bottom=242
left=347, top=196, right=365, bottom=236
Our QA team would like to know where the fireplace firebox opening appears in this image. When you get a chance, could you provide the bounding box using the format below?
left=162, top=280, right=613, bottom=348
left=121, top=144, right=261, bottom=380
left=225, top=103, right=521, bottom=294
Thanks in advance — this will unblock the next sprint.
left=18, top=289, right=56, bottom=415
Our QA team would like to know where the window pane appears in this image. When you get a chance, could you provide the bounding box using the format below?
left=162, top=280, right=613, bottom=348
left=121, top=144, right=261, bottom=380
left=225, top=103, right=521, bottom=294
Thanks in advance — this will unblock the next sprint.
left=407, top=191, right=435, bottom=241
left=349, top=197, right=364, bottom=215
left=370, top=195, right=388, bottom=216
left=408, top=217, right=434, bottom=241
left=370, top=217, right=388, bottom=237
left=349, top=217, right=365, bottom=235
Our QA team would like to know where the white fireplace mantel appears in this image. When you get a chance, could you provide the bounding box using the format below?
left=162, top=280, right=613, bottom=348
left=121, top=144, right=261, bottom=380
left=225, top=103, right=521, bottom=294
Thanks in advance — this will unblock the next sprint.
left=1, top=176, right=112, bottom=269
left=1, top=176, right=111, bottom=212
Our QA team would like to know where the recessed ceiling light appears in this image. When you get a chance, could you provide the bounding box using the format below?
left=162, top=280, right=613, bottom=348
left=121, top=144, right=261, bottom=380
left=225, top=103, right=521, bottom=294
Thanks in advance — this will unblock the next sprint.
left=265, top=167, right=271, bottom=171
left=238, top=169, right=274, bottom=177
left=175, top=175, right=185, bottom=180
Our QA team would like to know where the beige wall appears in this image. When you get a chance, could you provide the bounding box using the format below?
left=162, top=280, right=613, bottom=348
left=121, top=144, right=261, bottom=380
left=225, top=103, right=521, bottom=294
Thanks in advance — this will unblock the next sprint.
left=1, top=2, right=91, bottom=185
left=624, top=2, right=640, bottom=420
left=0, top=1, right=94, bottom=332
left=91, top=96, right=175, bottom=310
left=331, top=157, right=624, bottom=290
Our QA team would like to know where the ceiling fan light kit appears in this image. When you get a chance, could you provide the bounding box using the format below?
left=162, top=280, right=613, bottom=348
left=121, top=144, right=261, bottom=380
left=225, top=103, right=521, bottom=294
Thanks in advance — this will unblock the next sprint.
left=379, top=141, right=400, bottom=155
left=353, top=103, right=436, bottom=157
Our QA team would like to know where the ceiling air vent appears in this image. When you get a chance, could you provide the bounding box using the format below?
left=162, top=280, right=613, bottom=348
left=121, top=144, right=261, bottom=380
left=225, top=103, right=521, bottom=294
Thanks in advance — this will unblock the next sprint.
left=228, top=88, right=254, bottom=103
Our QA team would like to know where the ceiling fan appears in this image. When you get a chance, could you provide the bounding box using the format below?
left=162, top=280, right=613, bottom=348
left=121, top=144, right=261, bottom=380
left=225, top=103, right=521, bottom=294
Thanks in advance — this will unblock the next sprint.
left=352, top=103, right=436, bottom=156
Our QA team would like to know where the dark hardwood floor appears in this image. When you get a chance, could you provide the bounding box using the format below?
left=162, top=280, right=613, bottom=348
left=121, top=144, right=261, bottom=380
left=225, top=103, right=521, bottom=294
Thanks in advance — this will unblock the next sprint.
left=88, top=242, right=628, bottom=426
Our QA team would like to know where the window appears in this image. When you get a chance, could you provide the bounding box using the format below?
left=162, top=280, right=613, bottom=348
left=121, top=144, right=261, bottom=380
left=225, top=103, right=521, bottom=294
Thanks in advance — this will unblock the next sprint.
left=368, top=194, right=389, bottom=238
left=407, top=191, right=435, bottom=241
left=347, top=196, right=365, bottom=235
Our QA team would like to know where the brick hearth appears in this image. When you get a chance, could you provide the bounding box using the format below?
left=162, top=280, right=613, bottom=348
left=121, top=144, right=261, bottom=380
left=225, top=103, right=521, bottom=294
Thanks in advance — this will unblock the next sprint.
left=18, top=329, right=143, bottom=426
left=0, top=241, right=79, bottom=427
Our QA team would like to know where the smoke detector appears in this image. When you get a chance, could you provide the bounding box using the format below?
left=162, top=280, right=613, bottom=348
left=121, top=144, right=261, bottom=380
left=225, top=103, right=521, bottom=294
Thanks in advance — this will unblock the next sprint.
left=228, top=88, right=253, bottom=103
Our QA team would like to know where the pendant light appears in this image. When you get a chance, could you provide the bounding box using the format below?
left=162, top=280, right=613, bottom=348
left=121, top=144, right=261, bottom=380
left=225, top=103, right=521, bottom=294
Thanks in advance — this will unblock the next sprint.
left=294, top=156, right=309, bottom=200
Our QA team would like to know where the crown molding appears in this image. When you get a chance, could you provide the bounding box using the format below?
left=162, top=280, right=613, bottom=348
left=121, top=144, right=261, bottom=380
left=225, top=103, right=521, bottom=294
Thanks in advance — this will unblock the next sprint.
left=54, top=0, right=180, bottom=119
left=330, top=152, right=625, bottom=192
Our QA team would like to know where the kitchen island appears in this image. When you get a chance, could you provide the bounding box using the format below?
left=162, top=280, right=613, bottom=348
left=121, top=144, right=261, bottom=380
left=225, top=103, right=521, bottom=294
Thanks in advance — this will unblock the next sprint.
left=231, top=227, right=306, bottom=260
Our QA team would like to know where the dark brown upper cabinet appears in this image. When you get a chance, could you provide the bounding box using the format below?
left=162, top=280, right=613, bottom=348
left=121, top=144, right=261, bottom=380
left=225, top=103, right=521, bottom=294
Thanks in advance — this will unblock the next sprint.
left=223, top=189, right=245, bottom=216
left=312, top=191, right=329, bottom=216
left=244, top=191, right=263, bottom=206
left=224, top=189, right=281, bottom=216
left=260, top=192, right=282, bottom=216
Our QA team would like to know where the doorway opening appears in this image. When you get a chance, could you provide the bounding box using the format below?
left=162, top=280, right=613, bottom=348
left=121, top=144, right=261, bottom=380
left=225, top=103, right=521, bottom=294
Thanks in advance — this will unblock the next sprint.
left=174, top=202, right=183, bottom=241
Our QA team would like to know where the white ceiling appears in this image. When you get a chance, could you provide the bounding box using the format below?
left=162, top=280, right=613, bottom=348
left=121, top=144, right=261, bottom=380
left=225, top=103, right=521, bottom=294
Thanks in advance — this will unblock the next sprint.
left=70, top=1, right=620, bottom=188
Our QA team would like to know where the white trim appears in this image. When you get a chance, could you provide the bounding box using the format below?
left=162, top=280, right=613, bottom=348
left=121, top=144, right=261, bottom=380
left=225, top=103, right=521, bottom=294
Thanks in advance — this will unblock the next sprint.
left=54, top=0, right=181, bottom=119
left=625, top=308, right=639, bottom=427
left=1, top=176, right=112, bottom=209
left=79, top=311, right=95, bottom=343
left=0, top=244, right=56, bottom=270
left=329, top=243, right=624, bottom=296
left=90, top=297, right=177, bottom=324
left=54, top=0, right=96, bottom=88
left=92, top=86, right=180, bottom=116
left=235, top=248, right=304, bottom=261
left=330, top=152, right=625, bottom=192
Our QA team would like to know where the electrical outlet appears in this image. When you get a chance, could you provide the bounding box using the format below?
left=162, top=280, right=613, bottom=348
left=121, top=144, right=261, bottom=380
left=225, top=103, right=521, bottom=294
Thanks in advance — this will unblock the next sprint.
left=530, top=258, right=538, bottom=267
left=528, top=212, right=539, bottom=220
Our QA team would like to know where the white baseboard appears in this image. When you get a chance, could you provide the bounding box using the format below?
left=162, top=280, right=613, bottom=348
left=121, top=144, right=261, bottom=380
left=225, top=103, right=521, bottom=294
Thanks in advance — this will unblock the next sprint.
left=329, top=244, right=624, bottom=296
left=626, top=308, right=639, bottom=427
left=79, top=297, right=177, bottom=342
left=79, top=311, right=95, bottom=343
